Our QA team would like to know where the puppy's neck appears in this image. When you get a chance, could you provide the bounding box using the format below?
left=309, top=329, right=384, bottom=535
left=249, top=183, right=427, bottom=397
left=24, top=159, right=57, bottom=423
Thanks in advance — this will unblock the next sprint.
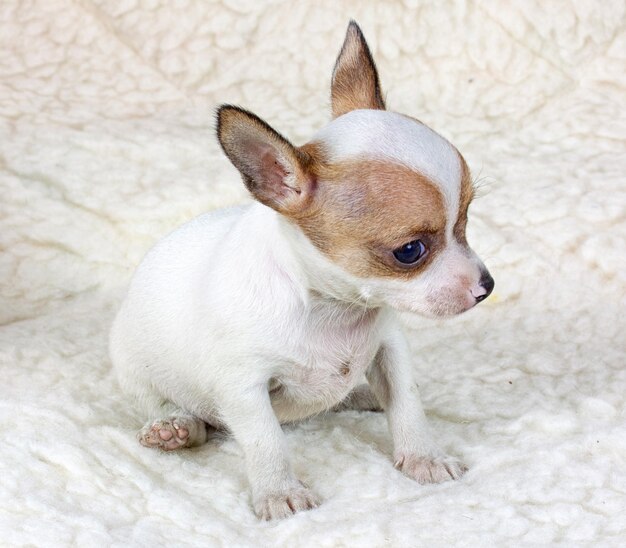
left=259, top=204, right=377, bottom=311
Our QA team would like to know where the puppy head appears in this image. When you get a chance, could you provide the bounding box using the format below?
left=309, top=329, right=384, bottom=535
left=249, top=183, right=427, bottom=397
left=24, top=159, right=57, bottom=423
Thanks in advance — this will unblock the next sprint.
left=217, top=21, right=493, bottom=318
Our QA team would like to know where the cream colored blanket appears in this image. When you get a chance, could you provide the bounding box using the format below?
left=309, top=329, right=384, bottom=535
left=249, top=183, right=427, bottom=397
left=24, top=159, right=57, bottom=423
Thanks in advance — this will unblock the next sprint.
left=1, top=1, right=625, bottom=545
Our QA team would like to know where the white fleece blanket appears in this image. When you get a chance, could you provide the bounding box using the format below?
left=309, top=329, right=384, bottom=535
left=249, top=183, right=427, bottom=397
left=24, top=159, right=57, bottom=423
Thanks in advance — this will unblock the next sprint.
left=2, top=1, right=625, bottom=546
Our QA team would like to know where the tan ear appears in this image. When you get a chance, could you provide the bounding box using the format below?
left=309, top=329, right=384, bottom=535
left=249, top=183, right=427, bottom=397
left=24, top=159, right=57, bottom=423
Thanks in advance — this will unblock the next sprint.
left=331, top=21, right=386, bottom=119
left=216, top=105, right=314, bottom=214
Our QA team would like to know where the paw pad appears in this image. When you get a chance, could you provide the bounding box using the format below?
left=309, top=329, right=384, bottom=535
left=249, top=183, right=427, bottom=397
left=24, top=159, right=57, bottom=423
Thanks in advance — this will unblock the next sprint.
left=138, top=418, right=194, bottom=451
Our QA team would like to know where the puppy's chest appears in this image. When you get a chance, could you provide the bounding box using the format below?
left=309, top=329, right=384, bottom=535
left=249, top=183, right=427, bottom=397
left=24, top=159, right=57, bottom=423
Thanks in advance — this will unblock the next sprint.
left=278, top=306, right=381, bottom=400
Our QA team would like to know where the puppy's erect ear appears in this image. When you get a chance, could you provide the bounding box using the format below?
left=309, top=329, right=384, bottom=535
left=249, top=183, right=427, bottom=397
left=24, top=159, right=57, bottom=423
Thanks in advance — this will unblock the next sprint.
left=331, top=21, right=386, bottom=119
left=217, top=105, right=315, bottom=215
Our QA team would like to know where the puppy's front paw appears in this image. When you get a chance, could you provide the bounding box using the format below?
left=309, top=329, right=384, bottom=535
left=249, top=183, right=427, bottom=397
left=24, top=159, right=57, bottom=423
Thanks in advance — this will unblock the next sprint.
left=254, top=483, right=321, bottom=521
left=395, top=453, right=467, bottom=484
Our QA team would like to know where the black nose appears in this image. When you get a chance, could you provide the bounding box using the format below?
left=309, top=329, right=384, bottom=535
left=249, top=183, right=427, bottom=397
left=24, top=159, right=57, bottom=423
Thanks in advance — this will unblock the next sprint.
left=475, top=272, right=494, bottom=303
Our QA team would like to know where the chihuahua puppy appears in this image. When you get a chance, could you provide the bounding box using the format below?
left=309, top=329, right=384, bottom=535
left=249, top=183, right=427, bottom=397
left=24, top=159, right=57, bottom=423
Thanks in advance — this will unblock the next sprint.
left=110, top=21, right=494, bottom=520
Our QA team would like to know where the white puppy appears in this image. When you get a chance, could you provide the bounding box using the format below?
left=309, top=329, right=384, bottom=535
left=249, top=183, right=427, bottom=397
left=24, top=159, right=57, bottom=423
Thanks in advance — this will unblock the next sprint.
left=110, top=21, right=494, bottom=520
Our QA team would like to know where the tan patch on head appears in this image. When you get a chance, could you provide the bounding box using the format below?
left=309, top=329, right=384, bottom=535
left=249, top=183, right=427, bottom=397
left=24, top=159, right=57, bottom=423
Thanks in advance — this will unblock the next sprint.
left=294, top=143, right=446, bottom=279
left=454, top=155, right=475, bottom=245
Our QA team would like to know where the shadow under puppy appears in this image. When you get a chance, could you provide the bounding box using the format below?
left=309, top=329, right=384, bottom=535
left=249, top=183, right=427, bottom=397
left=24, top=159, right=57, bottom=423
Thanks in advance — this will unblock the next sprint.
left=110, top=21, right=494, bottom=520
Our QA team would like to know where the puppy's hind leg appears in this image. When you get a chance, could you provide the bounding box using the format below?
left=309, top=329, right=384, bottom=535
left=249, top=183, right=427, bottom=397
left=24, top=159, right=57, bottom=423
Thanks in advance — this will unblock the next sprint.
left=120, top=374, right=211, bottom=451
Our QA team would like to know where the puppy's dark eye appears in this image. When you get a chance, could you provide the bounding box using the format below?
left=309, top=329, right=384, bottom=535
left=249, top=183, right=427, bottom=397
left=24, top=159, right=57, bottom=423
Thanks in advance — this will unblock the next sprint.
left=392, top=240, right=427, bottom=265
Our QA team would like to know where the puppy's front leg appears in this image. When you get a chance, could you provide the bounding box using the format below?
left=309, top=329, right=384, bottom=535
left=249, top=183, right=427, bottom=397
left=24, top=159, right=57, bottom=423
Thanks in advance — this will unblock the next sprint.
left=367, top=325, right=467, bottom=484
left=219, top=384, right=320, bottom=520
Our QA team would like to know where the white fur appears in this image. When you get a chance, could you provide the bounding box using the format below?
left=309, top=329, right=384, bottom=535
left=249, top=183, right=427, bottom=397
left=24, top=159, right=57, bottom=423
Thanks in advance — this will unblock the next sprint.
left=110, top=200, right=468, bottom=519
left=111, top=33, right=486, bottom=522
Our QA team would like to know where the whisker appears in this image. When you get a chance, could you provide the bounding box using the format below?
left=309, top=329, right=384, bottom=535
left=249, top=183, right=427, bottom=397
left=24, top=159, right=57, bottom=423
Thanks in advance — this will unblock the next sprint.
left=471, top=171, right=497, bottom=199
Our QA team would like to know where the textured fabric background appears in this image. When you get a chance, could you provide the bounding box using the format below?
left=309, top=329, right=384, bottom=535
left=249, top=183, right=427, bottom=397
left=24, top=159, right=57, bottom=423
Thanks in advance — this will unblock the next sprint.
left=1, top=1, right=625, bottom=545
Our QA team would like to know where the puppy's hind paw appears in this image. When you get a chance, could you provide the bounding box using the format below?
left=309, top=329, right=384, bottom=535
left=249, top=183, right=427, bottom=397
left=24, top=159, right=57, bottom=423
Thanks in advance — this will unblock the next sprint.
left=395, top=453, right=467, bottom=484
left=255, top=484, right=321, bottom=521
left=138, top=417, right=207, bottom=451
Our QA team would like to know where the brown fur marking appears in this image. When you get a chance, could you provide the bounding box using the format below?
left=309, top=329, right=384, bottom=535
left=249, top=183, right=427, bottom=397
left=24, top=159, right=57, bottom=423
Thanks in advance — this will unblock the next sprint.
left=293, top=143, right=447, bottom=280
